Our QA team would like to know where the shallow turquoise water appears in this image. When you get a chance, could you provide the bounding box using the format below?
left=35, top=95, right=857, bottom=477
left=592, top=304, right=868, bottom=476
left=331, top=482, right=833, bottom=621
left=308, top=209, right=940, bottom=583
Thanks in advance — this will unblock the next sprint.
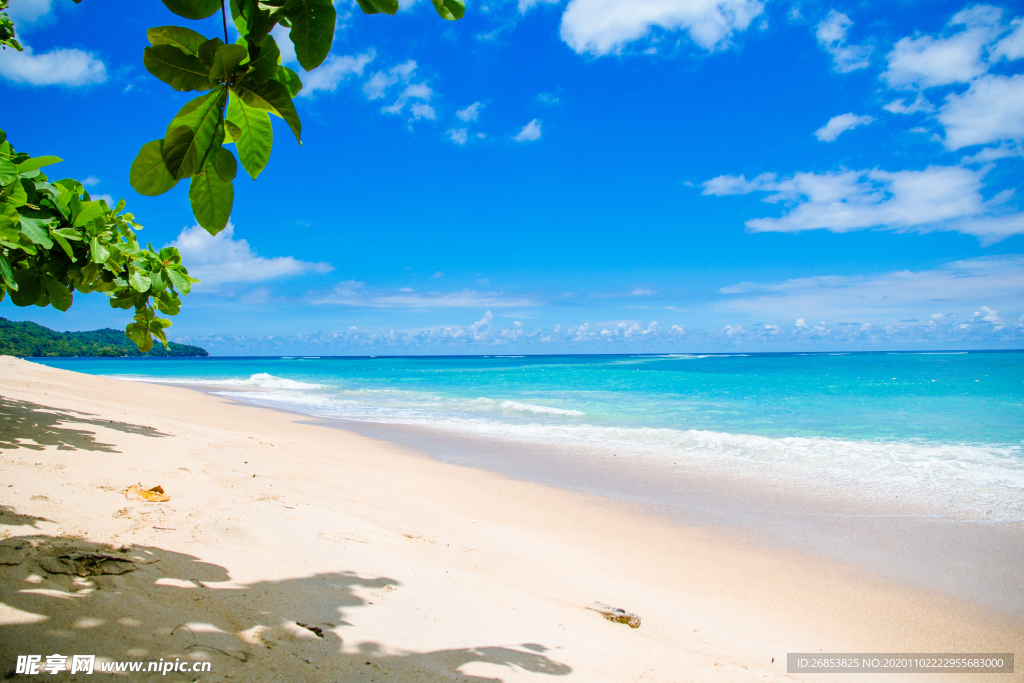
left=33, top=351, right=1024, bottom=520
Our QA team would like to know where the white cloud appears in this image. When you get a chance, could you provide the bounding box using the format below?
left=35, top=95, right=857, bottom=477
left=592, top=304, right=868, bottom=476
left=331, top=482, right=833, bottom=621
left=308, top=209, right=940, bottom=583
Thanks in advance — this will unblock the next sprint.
left=718, top=255, right=1024, bottom=323
left=432, top=271, right=444, bottom=278
left=559, top=0, right=764, bottom=56
left=814, top=112, right=874, bottom=141
left=991, top=17, right=1024, bottom=61
left=882, top=5, right=1002, bottom=89
left=702, top=165, right=1024, bottom=243
left=537, top=92, right=561, bottom=106
left=938, top=74, right=1024, bottom=149
left=882, top=94, right=934, bottom=114
left=0, top=44, right=105, bottom=86
left=815, top=10, right=872, bottom=73
left=382, top=82, right=433, bottom=116
left=456, top=101, right=482, bottom=122
left=513, top=118, right=542, bottom=142
left=447, top=128, right=468, bottom=144
left=168, top=224, right=333, bottom=286
left=271, top=24, right=297, bottom=65
left=81, top=175, right=100, bottom=187
left=363, top=60, right=417, bottom=100
left=4, top=0, right=52, bottom=23
left=519, top=0, right=559, bottom=12
left=314, top=281, right=537, bottom=308
left=299, top=51, right=375, bottom=96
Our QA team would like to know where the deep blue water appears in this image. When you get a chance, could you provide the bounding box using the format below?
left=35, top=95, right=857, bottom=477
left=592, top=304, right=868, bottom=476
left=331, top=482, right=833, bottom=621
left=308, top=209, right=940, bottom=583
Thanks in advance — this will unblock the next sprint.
left=34, top=351, right=1024, bottom=520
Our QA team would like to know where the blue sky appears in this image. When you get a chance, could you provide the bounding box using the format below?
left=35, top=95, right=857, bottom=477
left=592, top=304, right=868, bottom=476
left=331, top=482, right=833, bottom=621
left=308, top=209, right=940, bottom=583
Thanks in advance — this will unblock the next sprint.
left=2, top=0, right=1023, bottom=354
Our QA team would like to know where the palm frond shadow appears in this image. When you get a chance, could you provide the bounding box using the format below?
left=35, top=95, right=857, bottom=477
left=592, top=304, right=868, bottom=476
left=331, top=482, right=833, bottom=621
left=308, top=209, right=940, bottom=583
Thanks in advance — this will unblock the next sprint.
left=0, top=396, right=171, bottom=453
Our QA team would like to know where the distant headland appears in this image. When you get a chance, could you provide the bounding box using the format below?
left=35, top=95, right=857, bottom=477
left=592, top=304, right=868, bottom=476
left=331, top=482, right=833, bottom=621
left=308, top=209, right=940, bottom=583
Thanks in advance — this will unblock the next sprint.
left=0, top=317, right=208, bottom=358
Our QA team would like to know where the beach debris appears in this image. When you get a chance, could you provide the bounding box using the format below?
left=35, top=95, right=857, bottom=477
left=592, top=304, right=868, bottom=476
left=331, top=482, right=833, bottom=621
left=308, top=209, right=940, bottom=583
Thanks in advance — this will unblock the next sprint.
left=0, top=538, right=30, bottom=565
left=586, top=602, right=641, bottom=628
left=37, top=551, right=136, bottom=577
left=296, top=622, right=325, bottom=638
left=125, top=484, right=170, bottom=502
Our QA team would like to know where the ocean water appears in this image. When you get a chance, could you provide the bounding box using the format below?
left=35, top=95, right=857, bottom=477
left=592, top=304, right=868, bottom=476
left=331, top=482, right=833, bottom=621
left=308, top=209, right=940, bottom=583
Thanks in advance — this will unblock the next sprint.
left=33, top=352, right=1024, bottom=522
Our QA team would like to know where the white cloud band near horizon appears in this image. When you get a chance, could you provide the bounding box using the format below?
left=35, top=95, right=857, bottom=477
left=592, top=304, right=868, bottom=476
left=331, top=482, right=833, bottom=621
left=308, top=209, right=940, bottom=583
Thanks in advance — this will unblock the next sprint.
left=0, top=44, right=106, bottom=86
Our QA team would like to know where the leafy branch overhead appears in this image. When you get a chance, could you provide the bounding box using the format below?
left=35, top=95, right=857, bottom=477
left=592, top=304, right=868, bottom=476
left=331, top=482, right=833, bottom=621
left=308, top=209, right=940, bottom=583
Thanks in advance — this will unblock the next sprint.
left=134, top=0, right=465, bottom=236
left=0, top=131, right=199, bottom=353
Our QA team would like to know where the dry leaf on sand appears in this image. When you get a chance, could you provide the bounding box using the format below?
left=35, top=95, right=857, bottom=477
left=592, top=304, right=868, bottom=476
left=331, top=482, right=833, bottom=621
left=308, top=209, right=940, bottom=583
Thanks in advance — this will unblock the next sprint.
left=125, top=484, right=170, bottom=502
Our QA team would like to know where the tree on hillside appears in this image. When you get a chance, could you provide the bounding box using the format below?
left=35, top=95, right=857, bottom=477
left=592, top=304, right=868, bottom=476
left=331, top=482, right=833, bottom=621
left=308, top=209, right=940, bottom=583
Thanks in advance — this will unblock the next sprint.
left=0, top=0, right=463, bottom=351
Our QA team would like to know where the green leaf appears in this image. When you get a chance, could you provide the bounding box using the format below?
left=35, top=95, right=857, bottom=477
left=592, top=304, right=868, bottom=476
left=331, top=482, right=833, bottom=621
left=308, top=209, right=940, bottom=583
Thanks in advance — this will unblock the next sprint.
left=147, top=25, right=208, bottom=55
left=160, top=0, right=222, bottom=20
left=189, top=170, right=233, bottom=235
left=285, top=0, right=336, bottom=71
left=10, top=269, right=41, bottom=307
left=7, top=179, right=27, bottom=206
left=274, top=65, right=302, bottom=97
left=224, top=119, right=243, bottom=143
left=247, top=35, right=281, bottom=84
left=212, top=147, right=237, bottom=181
left=131, top=140, right=182, bottom=197
left=232, top=77, right=301, bottom=144
left=430, top=0, right=465, bottom=20
left=167, top=267, right=196, bottom=295
left=19, top=217, right=54, bottom=248
left=355, top=0, right=398, bottom=16
left=226, top=91, right=273, bottom=179
left=131, top=139, right=181, bottom=196
left=0, top=156, right=15, bottom=185
left=15, top=155, right=62, bottom=174
left=89, top=236, right=111, bottom=263
left=41, top=275, right=73, bottom=311
left=0, top=252, right=15, bottom=290
left=209, top=44, right=248, bottom=83
left=144, top=44, right=214, bottom=92
left=162, top=87, right=228, bottom=180
left=128, top=269, right=152, bottom=293
left=198, top=37, right=225, bottom=70
left=73, top=201, right=105, bottom=228
left=50, top=230, right=76, bottom=260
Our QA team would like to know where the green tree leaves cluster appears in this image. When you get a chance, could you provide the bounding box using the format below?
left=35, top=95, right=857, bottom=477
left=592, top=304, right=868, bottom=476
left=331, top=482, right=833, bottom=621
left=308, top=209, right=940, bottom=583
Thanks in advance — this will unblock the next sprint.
left=0, top=131, right=199, bottom=352
left=134, top=0, right=464, bottom=237
left=1, top=0, right=23, bottom=51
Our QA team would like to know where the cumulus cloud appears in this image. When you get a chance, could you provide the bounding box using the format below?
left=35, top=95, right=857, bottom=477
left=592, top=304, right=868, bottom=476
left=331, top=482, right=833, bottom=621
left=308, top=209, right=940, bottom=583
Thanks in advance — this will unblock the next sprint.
left=447, top=128, right=468, bottom=144
left=938, top=74, right=1024, bottom=149
left=719, top=255, right=1024, bottom=323
left=0, top=44, right=106, bottom=86
left=513, top=118, right=542, bottom=142
left=702, top=165, right=1024, bottom=243
left=364, top=60, right=417, bottom=100
left=168, top=224, right=333, bottom=286
left=299, top=51, right=375, bottom=96
left=882, top=94, right=934, bottom=114
left=456, top=101, right=482, bottom=122
left=991, top=17, right=1024, bottom=61
left=313, top=281, right=537, bottom=308
left=559, top=0, right=764, bottom=56
left=4, top=0, right=52, bottom=23
left=815, top=10, right=872, bottom=73
left=814, top=113, right=874, bottom=141
left=882, top=5, right=1002, bottom=89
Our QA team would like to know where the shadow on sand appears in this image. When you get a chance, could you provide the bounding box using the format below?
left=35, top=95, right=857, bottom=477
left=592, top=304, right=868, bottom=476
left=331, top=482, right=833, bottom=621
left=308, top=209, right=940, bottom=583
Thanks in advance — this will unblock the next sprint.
left=0, top=531, right=572, bottom=682
left=0, top=397, right=171, bottom=453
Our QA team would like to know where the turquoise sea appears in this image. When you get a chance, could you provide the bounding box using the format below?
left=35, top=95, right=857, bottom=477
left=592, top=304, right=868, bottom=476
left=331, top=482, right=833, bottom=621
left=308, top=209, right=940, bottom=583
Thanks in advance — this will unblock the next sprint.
left=35, top=351, right=1024, bottom=521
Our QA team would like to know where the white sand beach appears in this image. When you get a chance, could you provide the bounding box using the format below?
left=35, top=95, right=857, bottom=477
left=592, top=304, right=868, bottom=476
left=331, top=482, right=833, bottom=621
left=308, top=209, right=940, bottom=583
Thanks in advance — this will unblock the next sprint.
left=1, top=356, right=1021, bottom=682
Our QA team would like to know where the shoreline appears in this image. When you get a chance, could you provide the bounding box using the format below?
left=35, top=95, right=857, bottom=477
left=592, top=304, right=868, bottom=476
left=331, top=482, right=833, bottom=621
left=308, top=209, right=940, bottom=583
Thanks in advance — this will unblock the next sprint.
left=1, top=357, right=1022, bottom=681
left=140, top=379, right=1024, bottom=620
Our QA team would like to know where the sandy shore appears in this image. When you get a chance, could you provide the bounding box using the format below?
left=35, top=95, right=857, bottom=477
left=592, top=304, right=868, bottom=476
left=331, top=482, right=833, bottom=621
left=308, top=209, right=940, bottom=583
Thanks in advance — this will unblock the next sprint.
left=1, top=356, right=1020, bottom=682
